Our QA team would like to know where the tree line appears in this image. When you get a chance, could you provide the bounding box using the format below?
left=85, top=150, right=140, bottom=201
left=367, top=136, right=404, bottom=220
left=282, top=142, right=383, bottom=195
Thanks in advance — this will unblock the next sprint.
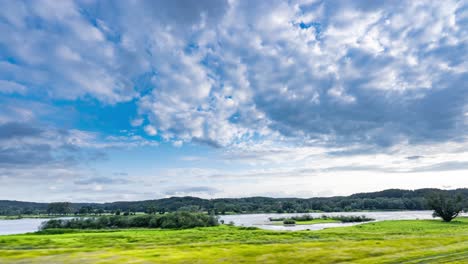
left=1, top=188, right=467, bottom=216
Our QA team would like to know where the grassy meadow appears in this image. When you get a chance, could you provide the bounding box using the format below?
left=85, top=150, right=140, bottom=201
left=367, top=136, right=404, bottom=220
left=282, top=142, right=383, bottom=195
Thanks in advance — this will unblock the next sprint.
left=1, top=218, right=468, bottom=263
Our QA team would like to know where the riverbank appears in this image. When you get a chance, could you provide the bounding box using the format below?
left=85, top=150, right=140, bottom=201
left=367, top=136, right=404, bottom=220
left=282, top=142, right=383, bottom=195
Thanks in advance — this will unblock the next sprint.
left=0, top=218, right=467, bottom=263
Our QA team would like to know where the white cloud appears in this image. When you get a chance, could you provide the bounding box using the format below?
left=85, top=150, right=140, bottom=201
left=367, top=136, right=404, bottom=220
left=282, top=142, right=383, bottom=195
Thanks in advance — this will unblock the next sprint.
left=130, top=118, right=144, bottom=127
left=0, top=80, right=27, bottom=94
left=144, top=125, right=158, bottom=136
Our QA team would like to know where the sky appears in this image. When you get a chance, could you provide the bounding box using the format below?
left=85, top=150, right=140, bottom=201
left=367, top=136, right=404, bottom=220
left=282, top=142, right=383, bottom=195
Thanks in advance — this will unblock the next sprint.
left=0, top=0, right=467, bottom=202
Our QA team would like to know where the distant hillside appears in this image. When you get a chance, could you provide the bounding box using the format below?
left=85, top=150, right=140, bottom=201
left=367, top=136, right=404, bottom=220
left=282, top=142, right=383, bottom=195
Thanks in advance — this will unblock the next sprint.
left=350, top=188, right=468, bottom=199
left=1, top=188, right=467, bottom=215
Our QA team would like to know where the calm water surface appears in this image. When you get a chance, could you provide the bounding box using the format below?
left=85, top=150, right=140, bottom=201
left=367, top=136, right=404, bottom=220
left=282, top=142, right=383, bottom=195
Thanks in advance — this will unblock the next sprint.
left=1, top=211, right=466, bottom=235
left=219, top=211, right=468, bottom=231
left=0, top=218, right=49, bottom=235
left=0, top=217, right=73, bottom=235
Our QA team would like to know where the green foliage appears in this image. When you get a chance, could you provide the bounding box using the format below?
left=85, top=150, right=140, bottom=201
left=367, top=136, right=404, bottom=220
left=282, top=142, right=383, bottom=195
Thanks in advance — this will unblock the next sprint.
left=2, top=188, right=468, bottom=215
left=46, top=202, right=71, bottom=215
left=427, top=192, right=464, bottom=222
left=283, top=219, right=296, bottom=225
left=40, top=212, right=219, bottom=230
left=145, top=205, right=157, bottom=214
left=330, top=215, right=374, bottom=223
left=77, top=206, right=93, bottom=215
left=270, top=214, right=374, bottom=223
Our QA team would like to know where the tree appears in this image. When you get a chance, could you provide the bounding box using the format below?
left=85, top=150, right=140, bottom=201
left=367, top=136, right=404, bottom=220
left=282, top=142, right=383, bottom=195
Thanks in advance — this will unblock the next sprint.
left=77, top=206, right=93, bottom=215
left=427, top=192, right=464, bottom=222
left=214, top=203, right=227, bottom=215
left=282, top=202, right=294, bottom=213
left=145, top=205, right=157, bottom=214
left=47, top=202, right=72, bottom=215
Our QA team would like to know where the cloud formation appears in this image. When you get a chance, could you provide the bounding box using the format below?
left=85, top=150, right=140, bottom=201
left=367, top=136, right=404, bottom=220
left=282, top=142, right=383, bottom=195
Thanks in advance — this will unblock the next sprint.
left=1, top=0, right=467, bottom=148
left=164, top=186, right=220, bottom=196
left=133, top=0, right=467, bottom=147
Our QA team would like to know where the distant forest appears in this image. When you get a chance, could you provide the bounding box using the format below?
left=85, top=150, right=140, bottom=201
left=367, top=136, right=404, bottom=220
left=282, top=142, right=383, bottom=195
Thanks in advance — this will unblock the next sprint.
left=1, top=188, right=467, bottom=215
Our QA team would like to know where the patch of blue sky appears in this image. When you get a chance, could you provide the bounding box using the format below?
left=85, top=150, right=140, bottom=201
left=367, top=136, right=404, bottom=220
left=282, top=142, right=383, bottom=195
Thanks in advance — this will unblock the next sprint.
left=132, top=70, right=157, bottom=96
left=184, top=42, right=199, bottom=54
left=299, top=21, right=322, bottom=40
left=228, top=111, right=240, bottom=124
left=53, top=98, right=141, bottom=136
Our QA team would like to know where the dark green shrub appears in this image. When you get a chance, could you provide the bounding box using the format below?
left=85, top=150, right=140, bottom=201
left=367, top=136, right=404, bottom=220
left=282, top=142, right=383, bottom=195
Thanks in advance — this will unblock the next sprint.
left=148, top=216, right=161, bottom=228
left=129, top=215, right=152, bottom=227
left=334, top=215, right=374, bottom=222
left=269, top=214, right=374, bottom=223
left=238, top=226, right=258, bottom=230
left=40, top=212, right=218, bottom=230
left=427, top=192, right=463, bottom=222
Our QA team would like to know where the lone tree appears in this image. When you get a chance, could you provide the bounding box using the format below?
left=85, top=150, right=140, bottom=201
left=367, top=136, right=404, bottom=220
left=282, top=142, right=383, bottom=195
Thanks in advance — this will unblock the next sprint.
left=427, top=192, right=463, bottom=222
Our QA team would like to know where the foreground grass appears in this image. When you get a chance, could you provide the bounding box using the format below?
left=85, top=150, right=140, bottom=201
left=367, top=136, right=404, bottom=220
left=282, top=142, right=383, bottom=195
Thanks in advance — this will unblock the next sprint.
left=1, top=218, right=468, bottom=263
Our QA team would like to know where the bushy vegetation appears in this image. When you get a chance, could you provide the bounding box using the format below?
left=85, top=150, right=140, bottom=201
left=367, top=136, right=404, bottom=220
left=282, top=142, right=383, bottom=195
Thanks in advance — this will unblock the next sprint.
left=282, top=219, right=296, bottom=225
left=46, top=202, right=72, bottom=215
left=334, top=215, right=374, bottom=223
left=270, top=214, right=374, bottom=223
left=1, top=188, right=467, bottom=216
left=427, top=192, right=464, bottom=222
left=40, top=212, right=218, bottom=230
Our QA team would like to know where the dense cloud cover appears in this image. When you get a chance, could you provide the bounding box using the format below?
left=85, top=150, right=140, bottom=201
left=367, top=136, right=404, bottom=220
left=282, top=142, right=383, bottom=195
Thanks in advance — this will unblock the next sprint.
left=0, top=0, right=467, bottom=201
left=1, top=0, right=466, bottom=147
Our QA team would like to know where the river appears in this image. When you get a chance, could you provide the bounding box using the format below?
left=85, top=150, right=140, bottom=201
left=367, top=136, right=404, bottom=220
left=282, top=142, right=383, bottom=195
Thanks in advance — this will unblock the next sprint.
left=1, top=211, right=465, bottom=235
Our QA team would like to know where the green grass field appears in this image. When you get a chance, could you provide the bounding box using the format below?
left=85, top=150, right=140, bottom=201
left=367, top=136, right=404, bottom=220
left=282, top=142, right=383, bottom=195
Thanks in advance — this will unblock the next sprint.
left=1, top=218, right=468, bottom=263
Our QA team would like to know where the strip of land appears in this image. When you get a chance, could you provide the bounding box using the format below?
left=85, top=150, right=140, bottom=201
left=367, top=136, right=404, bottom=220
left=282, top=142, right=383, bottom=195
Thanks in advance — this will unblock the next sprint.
left=270, top=218, right=340, bottom=225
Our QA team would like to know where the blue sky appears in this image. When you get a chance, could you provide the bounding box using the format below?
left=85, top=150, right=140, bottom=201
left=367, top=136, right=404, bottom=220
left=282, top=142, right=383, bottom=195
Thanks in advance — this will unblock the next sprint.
left=0, top=0, right=467, bottom=202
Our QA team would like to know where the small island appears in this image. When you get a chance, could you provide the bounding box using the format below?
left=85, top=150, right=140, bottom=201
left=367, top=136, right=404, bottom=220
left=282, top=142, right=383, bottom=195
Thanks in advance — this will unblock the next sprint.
left=269, top=215, right=374, bottom=225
